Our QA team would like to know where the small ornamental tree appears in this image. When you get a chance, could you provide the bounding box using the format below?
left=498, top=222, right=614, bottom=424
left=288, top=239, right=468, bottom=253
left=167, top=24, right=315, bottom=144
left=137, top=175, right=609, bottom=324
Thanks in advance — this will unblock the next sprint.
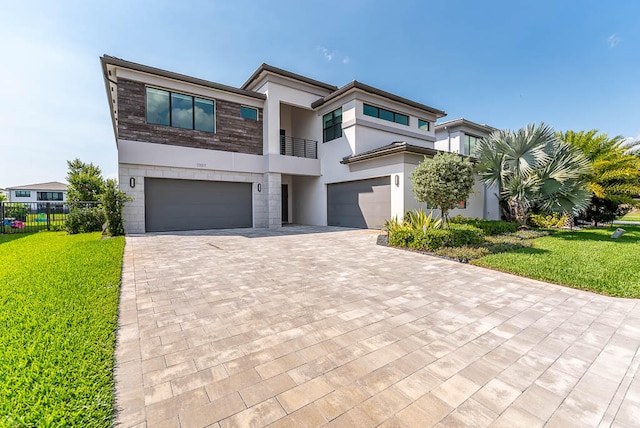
left=65, top=158, right=106, bottom=234
left=102, top=179, right=132, bottom=236
left=410, top=152, right=475, bottom=224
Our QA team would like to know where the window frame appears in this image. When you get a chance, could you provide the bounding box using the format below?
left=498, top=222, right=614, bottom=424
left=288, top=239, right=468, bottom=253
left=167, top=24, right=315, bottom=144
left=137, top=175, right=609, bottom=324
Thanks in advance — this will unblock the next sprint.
left=145, top=87, right=216, bottom=133
left=37, top=192, right=63, bottom=201
left=15, top=190, right=30, bottom=198
left=323, top=107, right=343, bottom=143
left=464, top=134, right=481, bottom=156
left=363, top=103, right=409, bottom=126
left=240, top=106, right=258, bottom=121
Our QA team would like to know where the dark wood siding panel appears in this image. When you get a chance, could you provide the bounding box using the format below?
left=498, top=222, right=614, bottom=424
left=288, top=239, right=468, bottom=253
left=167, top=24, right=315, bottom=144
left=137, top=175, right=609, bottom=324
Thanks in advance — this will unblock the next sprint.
left=117, top=79, right=263, bottom=155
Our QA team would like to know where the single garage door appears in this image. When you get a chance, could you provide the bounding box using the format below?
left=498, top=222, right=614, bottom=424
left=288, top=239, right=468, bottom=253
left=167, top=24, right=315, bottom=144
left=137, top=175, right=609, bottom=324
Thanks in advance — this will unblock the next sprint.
left=145, top=178, right=252, bottom=232
left=327, top=177, right=390, bottom=229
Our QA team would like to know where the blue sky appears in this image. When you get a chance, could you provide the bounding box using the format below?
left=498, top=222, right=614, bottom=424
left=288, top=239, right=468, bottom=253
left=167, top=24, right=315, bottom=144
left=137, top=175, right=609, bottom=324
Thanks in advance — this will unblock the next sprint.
left=1, top=0, right=638, bottom=187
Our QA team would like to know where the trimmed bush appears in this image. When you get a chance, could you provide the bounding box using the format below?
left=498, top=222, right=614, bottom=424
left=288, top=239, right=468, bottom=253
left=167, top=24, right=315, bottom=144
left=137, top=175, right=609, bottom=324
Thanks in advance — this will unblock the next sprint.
left=389, top=223, right=484, bottom=251
left=65, top=207, right=105, bottom=234
left=449, top=215, right=518, bottom=235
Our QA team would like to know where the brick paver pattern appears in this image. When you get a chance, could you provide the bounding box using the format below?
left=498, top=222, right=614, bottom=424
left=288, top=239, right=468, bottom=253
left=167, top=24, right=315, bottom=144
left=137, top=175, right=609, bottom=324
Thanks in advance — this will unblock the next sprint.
left=114, top=227, right=640, bottom=427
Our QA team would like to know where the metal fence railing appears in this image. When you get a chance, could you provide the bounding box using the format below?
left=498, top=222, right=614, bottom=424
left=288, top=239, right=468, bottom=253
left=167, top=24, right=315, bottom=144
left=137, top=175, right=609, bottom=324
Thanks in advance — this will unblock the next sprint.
left=0, top=201, right=99, bottom=234
left=280, top=135, right=318, bottom=159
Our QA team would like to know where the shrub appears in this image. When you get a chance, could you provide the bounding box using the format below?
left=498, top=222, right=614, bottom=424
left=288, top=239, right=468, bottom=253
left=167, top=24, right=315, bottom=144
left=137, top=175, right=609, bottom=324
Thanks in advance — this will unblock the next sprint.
left=394, top=223, right=484, bottom=251
left=387, top=227, right=415, bottom=247
left=3, top=204, right=28, bottom=221
left=529, top=212, right=567, bottom=228
left=404, top=209, right=442, bottom=230
left=449, top=215, right=518, bottom=235
left=101, top=179, right=132, bottom=236
left=65, top=206, right=105, bottom=234
left=446, top=224, right=485, bottom=247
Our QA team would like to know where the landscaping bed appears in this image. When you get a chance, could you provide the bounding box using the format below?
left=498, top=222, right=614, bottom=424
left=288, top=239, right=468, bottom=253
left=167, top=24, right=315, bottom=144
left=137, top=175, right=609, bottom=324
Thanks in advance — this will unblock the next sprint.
left=385, top=214, right=640, bottom=298
left=0, top=232, right=125, bottom=426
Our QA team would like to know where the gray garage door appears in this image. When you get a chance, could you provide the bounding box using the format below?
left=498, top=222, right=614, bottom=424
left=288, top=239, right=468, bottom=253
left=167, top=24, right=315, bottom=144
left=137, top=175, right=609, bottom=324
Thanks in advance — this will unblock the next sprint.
left=145, top=178, right=252, bottom=232
left=327, top=177, right=390, bottom=229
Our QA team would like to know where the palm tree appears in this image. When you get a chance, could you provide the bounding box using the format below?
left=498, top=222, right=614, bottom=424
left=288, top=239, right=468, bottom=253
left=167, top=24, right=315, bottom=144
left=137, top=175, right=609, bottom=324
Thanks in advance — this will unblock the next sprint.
left=474, top=123, right=592, bottom=227
left=557, top=130, right=640, bottom=225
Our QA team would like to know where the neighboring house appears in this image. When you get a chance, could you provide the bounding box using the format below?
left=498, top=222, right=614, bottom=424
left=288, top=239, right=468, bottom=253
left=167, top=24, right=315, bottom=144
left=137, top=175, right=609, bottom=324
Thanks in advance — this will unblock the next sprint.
left=101, top=55, right=500, bottom=233
left=6, top=182, right=68, bottom=203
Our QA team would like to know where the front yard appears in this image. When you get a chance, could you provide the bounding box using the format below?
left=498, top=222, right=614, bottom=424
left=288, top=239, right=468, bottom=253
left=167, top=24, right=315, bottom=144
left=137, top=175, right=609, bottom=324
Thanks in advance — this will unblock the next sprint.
left=472, top=225, right=640, bottom=298
left=0, top=232, right=124, bottom=426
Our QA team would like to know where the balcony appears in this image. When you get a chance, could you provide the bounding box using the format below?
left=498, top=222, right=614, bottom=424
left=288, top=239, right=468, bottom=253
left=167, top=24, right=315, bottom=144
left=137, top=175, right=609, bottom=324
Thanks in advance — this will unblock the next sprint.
left=280, top=135, right=317, bottom=159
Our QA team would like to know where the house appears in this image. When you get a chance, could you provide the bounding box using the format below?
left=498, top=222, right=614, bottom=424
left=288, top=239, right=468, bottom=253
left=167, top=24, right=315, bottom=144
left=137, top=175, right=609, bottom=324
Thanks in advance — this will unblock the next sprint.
left=6, top=182, right=68, bottom=203
left=101, top=56, right=500, bottom=233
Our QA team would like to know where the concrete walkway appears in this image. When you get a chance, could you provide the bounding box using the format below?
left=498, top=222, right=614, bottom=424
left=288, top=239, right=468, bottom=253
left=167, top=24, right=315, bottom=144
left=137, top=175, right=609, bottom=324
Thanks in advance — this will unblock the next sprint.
left=114, top=227, right=640, bottom=427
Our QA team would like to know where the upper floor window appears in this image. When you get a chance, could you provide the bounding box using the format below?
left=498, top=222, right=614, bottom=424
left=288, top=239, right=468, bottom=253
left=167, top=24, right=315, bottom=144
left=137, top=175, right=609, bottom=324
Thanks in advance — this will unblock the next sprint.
left=241, top=106, right=258, bottom=120
left=464, top=134, right=481, bottom=156
left=15, top=191, right=30, bottom=197
left=38, top=192, right=63, bottom=201
left=146, top=87, right=215, bottom=133
left=323, top=108, right=342, bottom=142
left=418, top=119, right=430, bottom=131
left=363, top=104, right=409, bottom=126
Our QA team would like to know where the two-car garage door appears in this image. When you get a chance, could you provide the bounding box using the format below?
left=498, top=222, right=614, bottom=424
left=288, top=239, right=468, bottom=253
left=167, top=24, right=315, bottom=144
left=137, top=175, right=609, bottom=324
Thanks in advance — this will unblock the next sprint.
left=145, top=178, right=252, bottom=232
left=327, top=177, right=390, bottom=229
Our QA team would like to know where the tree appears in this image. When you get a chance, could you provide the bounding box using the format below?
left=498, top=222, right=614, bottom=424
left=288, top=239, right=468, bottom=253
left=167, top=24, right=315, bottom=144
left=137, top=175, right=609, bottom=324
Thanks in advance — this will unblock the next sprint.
left=410, top=152, right=475, bottom=224
left=66, top=158, right=104, bottom=202
left=65, top=159, right=106, bottom=234
left=557, top=130, right=640, bottom=226
left=474, top=123, right=592, bottom=227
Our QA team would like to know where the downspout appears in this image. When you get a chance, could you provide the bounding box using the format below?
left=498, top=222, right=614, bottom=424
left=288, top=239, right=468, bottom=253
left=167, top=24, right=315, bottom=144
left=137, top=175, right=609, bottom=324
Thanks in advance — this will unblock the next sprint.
left=445, top=126, right=451, bottom=152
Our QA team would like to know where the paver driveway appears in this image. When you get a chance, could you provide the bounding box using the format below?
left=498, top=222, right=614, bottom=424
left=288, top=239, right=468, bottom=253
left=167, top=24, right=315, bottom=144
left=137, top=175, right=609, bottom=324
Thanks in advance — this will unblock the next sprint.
left=114, top=227, right=640, bottom=427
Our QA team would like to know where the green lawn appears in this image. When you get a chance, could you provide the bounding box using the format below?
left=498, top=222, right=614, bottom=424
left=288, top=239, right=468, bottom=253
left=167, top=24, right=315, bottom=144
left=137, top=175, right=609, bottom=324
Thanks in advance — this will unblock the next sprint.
left=472, top=225, right=640, bottom=298
left=0, top=232, right=124, bottom=426
left=619, top=212, right=640, bottom=222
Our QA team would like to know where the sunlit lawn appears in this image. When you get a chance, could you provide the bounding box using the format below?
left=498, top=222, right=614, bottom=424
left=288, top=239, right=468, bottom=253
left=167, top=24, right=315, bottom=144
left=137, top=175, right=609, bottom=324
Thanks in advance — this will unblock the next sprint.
left=619, top=211, right=640, bottom=222
left=0, top=232, right=124, bottom=426
left=472, top=225, right=640, bottom=298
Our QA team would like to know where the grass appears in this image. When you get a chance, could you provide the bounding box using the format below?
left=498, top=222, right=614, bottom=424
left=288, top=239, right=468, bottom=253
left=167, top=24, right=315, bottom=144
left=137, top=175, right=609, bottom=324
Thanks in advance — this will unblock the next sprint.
left=0, top=232, right=125, bottom=426
left=472, top=225, right=640, bottom=298
left=619, top=211, right=640, bottom=222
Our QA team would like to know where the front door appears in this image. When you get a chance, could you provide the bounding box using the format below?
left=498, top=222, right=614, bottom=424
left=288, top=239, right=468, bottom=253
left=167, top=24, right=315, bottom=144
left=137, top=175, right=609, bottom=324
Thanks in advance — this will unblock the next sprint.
left=281, top=184, right=289, bottom=223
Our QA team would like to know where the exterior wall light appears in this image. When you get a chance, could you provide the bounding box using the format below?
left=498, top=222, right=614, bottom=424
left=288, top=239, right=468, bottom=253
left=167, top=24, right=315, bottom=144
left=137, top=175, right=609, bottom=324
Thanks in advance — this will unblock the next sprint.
left=395, top=175, right=400, bottom=186
left=257, top=183, right=262, bottom=192
left=129, top=177, right=136, bottom=188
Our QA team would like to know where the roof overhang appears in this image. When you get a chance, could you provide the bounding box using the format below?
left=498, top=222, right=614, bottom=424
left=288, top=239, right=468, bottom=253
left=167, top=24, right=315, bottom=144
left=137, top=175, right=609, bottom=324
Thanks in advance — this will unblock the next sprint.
left=312, top=81, right=446, bottom=118
left=241, top=63, right=338, bottom=92
left=341, top=142, right=476, bottom=165
left=435, top=118, right=497, bottom=136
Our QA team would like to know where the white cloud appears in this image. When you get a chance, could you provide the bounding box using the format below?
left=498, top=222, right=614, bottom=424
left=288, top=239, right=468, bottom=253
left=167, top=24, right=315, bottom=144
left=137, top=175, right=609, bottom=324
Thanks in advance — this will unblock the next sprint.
left=318, top=46, right=350, bottom=65
left=607, top=34, right=621, bottom=48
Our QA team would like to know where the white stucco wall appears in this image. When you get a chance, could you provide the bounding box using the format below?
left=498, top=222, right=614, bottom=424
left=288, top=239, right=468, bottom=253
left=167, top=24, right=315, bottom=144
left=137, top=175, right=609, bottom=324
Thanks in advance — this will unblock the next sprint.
left=7, top=189, right=67, bottom=203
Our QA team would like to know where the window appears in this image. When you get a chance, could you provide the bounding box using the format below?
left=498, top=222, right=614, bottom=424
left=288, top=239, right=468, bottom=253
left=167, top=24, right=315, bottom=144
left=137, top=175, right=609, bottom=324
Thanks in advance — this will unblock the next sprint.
left=458, top=200, right=467, bottom=209
left=240, top=106, right=258, bottom=120
left=363, top=104, right=409, bottom=126
left=37, top=192, right=63, bottom=201
left=418, top=119, right=430, bottom=131
left=323, top=108, right=342, bottom=142
left=464, top=134, right=481, bottom=156
left=146, top=87, right=215, bottom=133
left=15, top=191, right=30, bottom=197
left=195, top=98, right=214, bottom=132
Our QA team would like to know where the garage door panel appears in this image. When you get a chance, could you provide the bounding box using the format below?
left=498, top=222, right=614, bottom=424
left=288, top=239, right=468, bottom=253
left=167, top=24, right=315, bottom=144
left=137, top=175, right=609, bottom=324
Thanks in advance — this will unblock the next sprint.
left=327, top=177, right=390, bottom=229
left=145, top=178, right=252, bottom=232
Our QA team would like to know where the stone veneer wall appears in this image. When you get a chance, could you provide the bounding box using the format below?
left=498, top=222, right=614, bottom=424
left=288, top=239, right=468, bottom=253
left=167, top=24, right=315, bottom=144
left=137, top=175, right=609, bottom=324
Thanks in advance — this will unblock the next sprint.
left=119, top=163, right=268, bottom=234
left=117, top=79, right=263, bottom=155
